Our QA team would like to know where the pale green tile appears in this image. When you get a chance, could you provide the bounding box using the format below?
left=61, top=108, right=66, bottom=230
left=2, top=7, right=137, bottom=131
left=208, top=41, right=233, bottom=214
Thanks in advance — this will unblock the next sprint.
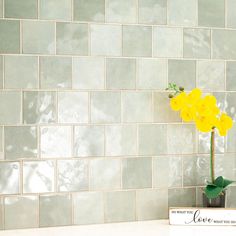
left=168, top=60, right=196, bottom=90
left=105, top=125, right=136, bottom=156
left=198, top=0, right=225, bottom=27
left=0, top=56, right=3, bottom=89
left=169, top=0, right=197, bottom=26
left=40, top=194, right=71, bottom=227
left=138, top=0, right=167, bottom=25
left=74, top=192, right=104, bottom=225
left=0, top=162, right=19, bottom=194
left=4, top=196, right=38, bottom=230
left=106, top=58, right=136, bottom=89
left=0, top=127, right=2, bottom=159
left=226, top=186, right=236, bottom=207
left=40, top=57, right=72, bottom=89
left=23, top=160, right=55, bottom=193
left=41, top=126, right=71, bottom=158
left=136, top=189, right=168, bottom=220
left=0, top=91, right=21, bottom=125
left=5, top=56, right=38, bottom=89
left=122, top=157, right=152, bottom=189
left=58, top=92, right=88, bottom=123
left=153, top=27, right=183, bottom=57
left=5, top=0, right=37, bottom=19
left=56, top=23, right=88, bottom=55
left=122, top=92, right=152, bottom=122
left=40, top=0, right=72, bottom=20
left=226, top=61, right=236, bottom=91
left=0, top=0, right=2, bottom=18
left=91, top=24, right=122, bottom=56
left=106, top=0, right=136, bottom=23
left=58, top=160, right=88, bottom=192
left=74, top=126, right=104, bottom=157
left=139, top=124, right=167, bottom=155
left=5, top=126, right=38, bottom=160
left=0, top=20, right=20, bottom=53
left=0, top=198, right=3, bottom=230
left=227, top=0, right=236, bottom=28
left=227, top=124, right=236, bottom=152
left=90, top=159, right=120, bottom=190
left=23, top=91, right=56, bottom=124
left=73, top=57, right=104, bottom=89
left=105, top=191, right=135, bottom=223
left=74, top=0, right=105, bottom=22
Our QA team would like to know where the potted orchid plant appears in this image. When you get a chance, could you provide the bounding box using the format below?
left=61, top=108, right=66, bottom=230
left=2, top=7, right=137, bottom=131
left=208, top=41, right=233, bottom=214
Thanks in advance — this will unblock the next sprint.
left=166, top=83, right=234, bottom=207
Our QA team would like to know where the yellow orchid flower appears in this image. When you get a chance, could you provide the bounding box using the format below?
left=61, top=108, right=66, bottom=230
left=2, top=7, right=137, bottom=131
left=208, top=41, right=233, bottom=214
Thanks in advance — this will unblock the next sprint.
left=170, top=92, right=187, bottom=111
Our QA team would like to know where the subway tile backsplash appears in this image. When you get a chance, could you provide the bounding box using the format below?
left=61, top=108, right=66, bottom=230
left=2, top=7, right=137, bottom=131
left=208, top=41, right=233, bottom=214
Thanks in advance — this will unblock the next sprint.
left=0, top=0, right=236, bottom=230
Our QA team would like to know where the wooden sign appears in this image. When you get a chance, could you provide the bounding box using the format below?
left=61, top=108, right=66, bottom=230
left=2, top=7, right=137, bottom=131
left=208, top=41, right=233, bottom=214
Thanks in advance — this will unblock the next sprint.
left=169, top=208, right=236, bottom=226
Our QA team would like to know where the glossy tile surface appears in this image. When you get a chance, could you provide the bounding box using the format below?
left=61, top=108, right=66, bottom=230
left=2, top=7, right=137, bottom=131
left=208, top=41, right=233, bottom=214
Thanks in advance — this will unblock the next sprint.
left=0, top=56, right=2, bottom=89
left=227, top=0, right=236, bottom=28
left=226, top=61, right=236, bottom=91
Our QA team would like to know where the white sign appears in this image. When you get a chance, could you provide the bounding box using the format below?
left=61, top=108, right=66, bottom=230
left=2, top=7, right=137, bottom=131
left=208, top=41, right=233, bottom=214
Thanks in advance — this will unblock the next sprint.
left=169, top=208, right=236, bottom=226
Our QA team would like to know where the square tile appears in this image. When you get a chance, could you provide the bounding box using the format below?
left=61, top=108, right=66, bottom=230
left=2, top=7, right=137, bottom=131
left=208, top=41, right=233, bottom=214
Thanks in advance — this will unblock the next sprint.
left=5, top=126, right=38, bottom=160
left=73, top=57, right=104, bottom=89
left=58, top=92, right=88, bottom=123
left=0, top=56, right=2, bottom=88
left=227, top=0, right=236, bottom=28
left=41, top=126, right=72, bottom=158
left=56, top=23, right=88, bottom=55
left=123, top=25, right=152, bottom=57
left=23, top=21, right=55, bottom=54
left=226, top=61, right=236, bottom=91
left=40, top=57, right=72, bottom=89
left=91, top=24, right=122, bottom=56
left=106, top=58, right=136, bottom=89
left=5, top=56, right=38, bottom=89
left=0, top=20, right=20, bottom=53
left=74, top=0, right=105, bottom=22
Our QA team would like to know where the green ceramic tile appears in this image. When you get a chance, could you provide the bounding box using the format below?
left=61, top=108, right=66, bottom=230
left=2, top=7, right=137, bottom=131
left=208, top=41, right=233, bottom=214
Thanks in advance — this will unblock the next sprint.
left=0, top=56, right=3, bottom=89
left=74, top=0, right=105, bottom=22
left=74, top=126, right=104, bottom=157
left=5, top=126, right=38, bottom=160
left=56, top=23, right=88, bottom=55
left=5, top=0, right=37, bottom=19
left=23, top=21, right=55, bottom=54
left=4, top=196, right=38, bottom=230
left=105, top=125, right=136, bottom=156
left=138, top=0, right=167, bottom=24
left=40, top=194, right=71, bottom=227
left=91, top=24, right=122, bottom=56
left=0, top=162, right=19, bottom=194
left=106, top=58, right=136, bottom=89
left=40, top=0, right=72, bottom=20
left=136, top=189, right=168, bottom=220
left=23, top=91, right=56, bottom=124
left=40, top=57, right=72, bottom=89
left=139, top=124, right=167, bottom=155
left=106, top=0, right=136, bottom=23
left=227, top=124, right=236, bottom=152
left=58, top=92, right=88, bottom=123
left=0, top=20, right=20, bottom=53
left=0, top=91, right=21, bottom=125
left=41, top=126, right=72, bottom=158
left=122, top=157, right=152, bottom=189
left=0, top=0, right=2, bottom=18
left=73, top=192, right=104, bottom=225
left=58, top=160, right=88, bottom=191
left=90, top=159, right=120, bottom=190
left=91, top=92, right=121, bottom=123
left=23, top=160, right=55, bottom=193
left=122, top=92, right=152, bottom=122
left=73, top=57, right=104, bottom=89
left=153, top=27, right=183, bottom=57
left=184, top=28, right=211, bottom=59
left=198, top=0, right=225, bottom=27
left=137, top=59, right=167, bottom=89
left=5, top=56, right=38, bottom=89
left=168, top=60, right=196, bottom=90
left=168, top=0, right=197, bottom=26
left=226, top=186, right=236, bottom=207
left=104, top=191, right=135, bottom=223
left=226, top=61, right=236, bottom=91
left=227, top=0, right=236, bottom=28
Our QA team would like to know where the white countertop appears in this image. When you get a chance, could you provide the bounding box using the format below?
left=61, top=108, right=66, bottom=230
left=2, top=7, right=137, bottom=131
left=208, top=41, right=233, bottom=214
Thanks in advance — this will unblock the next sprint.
left=0, top=220, right=236, bottom=236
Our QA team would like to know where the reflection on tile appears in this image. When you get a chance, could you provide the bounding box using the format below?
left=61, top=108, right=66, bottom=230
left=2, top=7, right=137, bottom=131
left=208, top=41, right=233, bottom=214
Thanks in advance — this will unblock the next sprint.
left=226, top=61, right=236, bottom=91
left=58, top=160, right=88, bottom=192
left=40, top=194, right=71, bottom=227
left=226, top=187, right=236, bottom=208
left=74, top=192, right=104, bottom=225
left=5, top=126, right=38, bottom=160
left=41, top=126, right=71, bottom=158
left=0, top=162, right=19, bottom=194
left=23, top=161, right=55, bottom=193
left=4, top=196, right=38, bottom=230
left=227, top=0, right=236, bottom=28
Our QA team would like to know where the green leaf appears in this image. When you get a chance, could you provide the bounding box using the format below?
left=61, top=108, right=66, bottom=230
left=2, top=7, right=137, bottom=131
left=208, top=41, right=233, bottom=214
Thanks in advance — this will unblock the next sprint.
left=214, top=176, right=224, bottom=187
left=205, top=184, right=223, bottom=199
left=223, top=178, right=234, bottom=188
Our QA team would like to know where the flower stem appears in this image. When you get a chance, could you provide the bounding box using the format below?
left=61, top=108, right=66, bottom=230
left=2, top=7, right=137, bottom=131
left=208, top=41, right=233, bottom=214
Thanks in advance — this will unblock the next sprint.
left=210, top=128, right=215, bottom=183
